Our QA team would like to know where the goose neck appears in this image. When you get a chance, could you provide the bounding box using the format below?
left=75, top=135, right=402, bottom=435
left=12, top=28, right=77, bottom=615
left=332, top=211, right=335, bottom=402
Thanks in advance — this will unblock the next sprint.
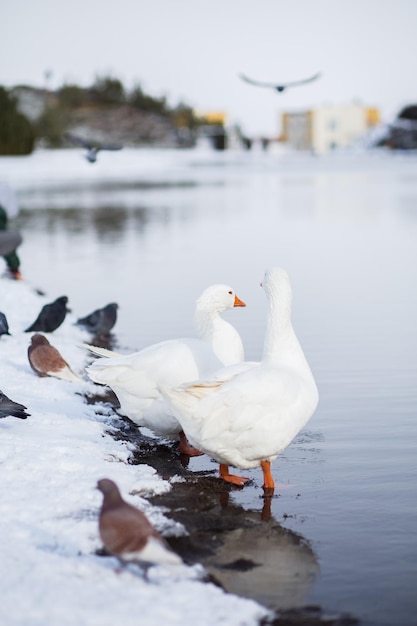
left=194, top=306, right=218, bottom=340
left=262, top=294, right=293, bottom=362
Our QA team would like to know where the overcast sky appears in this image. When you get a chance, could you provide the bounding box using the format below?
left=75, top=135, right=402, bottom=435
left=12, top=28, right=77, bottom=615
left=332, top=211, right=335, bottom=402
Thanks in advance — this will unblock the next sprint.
left=1, top=0, right=416, bottom=136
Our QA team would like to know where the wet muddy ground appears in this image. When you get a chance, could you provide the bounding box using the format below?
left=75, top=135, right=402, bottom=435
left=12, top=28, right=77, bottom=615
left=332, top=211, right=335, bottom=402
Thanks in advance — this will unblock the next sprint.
left=89, top=389, right=358, bottom=626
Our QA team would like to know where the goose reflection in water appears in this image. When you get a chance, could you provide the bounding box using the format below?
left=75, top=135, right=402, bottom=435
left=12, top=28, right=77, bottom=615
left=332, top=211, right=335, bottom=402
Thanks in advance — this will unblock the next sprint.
left=202, top=490, right=319, bottom=611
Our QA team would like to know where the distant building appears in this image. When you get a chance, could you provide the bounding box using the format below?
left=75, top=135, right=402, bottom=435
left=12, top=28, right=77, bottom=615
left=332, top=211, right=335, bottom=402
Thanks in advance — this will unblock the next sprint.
left=281, top=103, right=380, bottom=154
left=194, top=110, right=229, bottom=150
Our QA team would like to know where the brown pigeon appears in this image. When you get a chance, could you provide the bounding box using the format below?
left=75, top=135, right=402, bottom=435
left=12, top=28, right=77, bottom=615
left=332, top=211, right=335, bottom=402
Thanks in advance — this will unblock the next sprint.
left=25, top=296, right=70, bottom=333
left=28, top=333, right=82, bottom=382
left=0, top=389, right=30, bottom=419
left=97, top=478, right=182, bottom=567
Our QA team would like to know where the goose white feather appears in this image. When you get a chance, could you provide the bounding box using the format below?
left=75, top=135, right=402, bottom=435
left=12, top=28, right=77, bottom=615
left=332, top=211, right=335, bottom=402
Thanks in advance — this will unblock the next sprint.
left=162, top=268, right=319, bottom=490
left=85, top=284, right=246, bottom=442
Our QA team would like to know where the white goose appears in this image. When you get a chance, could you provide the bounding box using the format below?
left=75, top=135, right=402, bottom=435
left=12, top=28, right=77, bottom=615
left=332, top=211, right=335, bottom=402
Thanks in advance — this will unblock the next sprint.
left=85, top=284, right=246, bottom=454
left=163, top=268, right=319, bottom=491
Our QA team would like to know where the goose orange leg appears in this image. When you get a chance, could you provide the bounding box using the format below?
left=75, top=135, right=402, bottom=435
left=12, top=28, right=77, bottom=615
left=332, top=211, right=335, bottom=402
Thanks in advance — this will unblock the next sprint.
left=178, top=431, right=203, bottom=456
left=261, top=461, right=275, bottom=496
left=219, top=464, right=250, bottom=486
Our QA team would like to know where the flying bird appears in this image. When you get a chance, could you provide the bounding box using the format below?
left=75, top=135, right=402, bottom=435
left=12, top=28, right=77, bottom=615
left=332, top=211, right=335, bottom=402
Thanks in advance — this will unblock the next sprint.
left=0, top=389, right=30, bottom=419
left=25, top=296, right=70, bottom=333
left=162, top=268, right=319, bottom=495
left=239, top=71, right=321, bottom=93
left=76, top=302, right=119, bottom=337
left=64, top=133, right=123, bottom=163
left=28, top=333, right=83, bottom=382
left=0, top=311, right=11, bottom=337
left=85, top=284, right=246, bottom=455
left=97, top=478, right=182, bottom=567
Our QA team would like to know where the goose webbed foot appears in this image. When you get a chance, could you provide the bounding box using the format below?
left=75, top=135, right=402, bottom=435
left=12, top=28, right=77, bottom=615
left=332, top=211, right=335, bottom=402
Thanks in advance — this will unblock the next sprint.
left=219, top=463, right=250, bottom=486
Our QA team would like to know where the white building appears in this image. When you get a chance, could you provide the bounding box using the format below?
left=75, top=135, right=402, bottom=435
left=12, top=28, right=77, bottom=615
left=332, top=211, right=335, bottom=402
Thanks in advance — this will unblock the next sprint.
left=282, top=103, right=380, bottom=154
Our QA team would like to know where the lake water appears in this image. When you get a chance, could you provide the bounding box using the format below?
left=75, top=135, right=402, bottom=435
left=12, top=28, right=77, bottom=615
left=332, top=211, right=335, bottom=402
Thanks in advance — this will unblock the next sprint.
left=4, top=147, right=417, bottom=625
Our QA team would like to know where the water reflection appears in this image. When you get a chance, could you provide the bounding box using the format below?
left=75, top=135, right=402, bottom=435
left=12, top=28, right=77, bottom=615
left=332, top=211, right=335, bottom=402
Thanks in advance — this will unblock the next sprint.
left=125, top=421, right=320, bottom=613
left=200, top=491, right=319, bottom=611
left=20, top=205, right=169, bottom=241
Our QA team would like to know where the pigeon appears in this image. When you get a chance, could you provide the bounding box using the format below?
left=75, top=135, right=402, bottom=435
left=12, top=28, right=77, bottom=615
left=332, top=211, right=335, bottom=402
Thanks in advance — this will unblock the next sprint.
left=0, top=389, right=30, bottom=419
left=64, top=133, right=123, bottom=163
left=76, top=302, right=118, bottom=337
left=239, top=71, right=321, bottom=93
left=25, top=296, right=70, bottom=333
left=28, top=333, right=83, bottom=382
left=0, top=311, right=11, bottom=337
left=97, top=478, right=183, bottom=567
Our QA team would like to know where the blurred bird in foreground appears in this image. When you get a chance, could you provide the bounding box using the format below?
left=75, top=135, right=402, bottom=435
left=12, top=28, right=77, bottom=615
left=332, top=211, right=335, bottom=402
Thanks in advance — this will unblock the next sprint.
left=239, top=71, right=321, bottom=93
left=0, top=311, right=11, bottom=337
left=25, top=296, right=70, bottom=333
left=64, top=133, right=123, bottom=163
left=28, top=333, right=83, bottom=382
left=97, top=478, right=183, bottom=569
left=0, top=389, right=30, bottom=419
left=76, top=302, right=118, bottom=337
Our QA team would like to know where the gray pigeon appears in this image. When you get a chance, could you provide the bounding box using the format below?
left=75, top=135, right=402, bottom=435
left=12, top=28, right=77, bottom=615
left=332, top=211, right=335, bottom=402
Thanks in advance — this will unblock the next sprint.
left=0, top=389, right=30, bottom=419
left=0, top=311, right=10, bottom=337
left=25, top=296, right=70, bottom=333
left=97, top=478, right=182, bottom=567
left=76, top=303, right=118, bottom=336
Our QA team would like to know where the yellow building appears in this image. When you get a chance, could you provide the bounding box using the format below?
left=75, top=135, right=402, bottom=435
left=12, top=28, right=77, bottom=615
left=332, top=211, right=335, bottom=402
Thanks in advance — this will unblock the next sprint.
left=195, top=111, right=227, bottom=125
left=282, top=103, right=380, bottom=154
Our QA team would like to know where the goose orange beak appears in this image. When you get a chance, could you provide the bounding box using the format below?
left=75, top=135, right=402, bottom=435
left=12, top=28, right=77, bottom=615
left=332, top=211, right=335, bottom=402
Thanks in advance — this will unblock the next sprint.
left=234, top=294, right=246, bottom=307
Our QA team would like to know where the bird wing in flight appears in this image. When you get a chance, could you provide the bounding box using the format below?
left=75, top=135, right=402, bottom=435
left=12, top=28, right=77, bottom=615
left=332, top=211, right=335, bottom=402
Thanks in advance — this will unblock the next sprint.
left=282, top=72, right=321, bottom=88
left=64, top=133, right=122, bottom=151
left=100, top=143, right=123, bottom=151
left=239, top=71, right=321, bottom=91
left=64, top=133, right=94, bottom=149
left=239, top=73, right=278, bottom=89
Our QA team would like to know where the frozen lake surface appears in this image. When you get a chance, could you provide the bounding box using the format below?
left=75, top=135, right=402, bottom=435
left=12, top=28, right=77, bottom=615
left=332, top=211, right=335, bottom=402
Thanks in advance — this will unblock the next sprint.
left=2, top=146, right=417, bottom=625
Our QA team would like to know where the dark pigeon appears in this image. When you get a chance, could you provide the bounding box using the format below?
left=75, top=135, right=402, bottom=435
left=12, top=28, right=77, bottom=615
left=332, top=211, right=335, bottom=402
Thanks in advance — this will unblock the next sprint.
left=25, top=296, right=70, bottom=333
left=76, top=303, right=118, bottom=336
left=97, top=478, right=182, bottom=567
left=0, top=311, right=11, bottom=337
left=0, top=389, right=30, bottom=419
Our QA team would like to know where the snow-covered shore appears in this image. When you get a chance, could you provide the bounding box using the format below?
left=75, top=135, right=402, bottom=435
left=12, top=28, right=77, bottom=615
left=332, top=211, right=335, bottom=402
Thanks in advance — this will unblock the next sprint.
left=0, top=276, right=269, bottom=626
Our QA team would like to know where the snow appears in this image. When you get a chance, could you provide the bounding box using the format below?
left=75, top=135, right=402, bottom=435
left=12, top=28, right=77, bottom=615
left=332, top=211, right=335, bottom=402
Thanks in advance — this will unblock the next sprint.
left=0, top=277, right=269, bottom=626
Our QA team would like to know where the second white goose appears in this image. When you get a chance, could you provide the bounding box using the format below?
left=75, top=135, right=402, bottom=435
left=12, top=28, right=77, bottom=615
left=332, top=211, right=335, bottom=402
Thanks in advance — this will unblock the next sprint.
left=85, top=284, right=246, bottom=454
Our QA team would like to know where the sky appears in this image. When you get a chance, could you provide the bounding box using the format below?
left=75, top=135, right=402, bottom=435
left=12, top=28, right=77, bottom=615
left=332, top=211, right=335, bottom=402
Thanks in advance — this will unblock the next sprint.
left=1, top=0, right=417, bottom=136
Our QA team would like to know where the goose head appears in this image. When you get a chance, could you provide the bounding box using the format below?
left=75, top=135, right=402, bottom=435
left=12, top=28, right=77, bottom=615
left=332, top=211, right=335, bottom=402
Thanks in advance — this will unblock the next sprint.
left=196, top=284, right=246, bottom=315
left=194, top=284, right=246, bottom=365
left=261, top=267, right=292, bottom=313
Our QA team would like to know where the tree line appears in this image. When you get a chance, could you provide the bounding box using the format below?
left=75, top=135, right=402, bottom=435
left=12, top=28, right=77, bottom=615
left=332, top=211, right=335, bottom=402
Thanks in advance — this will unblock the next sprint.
left=0, top=75, right=206, bottom=154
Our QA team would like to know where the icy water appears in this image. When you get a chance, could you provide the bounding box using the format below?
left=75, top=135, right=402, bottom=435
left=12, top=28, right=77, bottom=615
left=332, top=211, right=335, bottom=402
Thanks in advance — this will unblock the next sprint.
left=4, top=147, right=417, bottom=625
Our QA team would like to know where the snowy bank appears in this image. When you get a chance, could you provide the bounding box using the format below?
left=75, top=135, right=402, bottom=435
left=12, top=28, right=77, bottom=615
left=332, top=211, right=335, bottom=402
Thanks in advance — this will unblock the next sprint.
left=0, top=277, right=269, bottom=626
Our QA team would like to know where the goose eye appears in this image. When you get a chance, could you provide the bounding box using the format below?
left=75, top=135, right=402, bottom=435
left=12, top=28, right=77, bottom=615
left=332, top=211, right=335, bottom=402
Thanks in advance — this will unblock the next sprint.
left=228, top=290, right=233, bottom=295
